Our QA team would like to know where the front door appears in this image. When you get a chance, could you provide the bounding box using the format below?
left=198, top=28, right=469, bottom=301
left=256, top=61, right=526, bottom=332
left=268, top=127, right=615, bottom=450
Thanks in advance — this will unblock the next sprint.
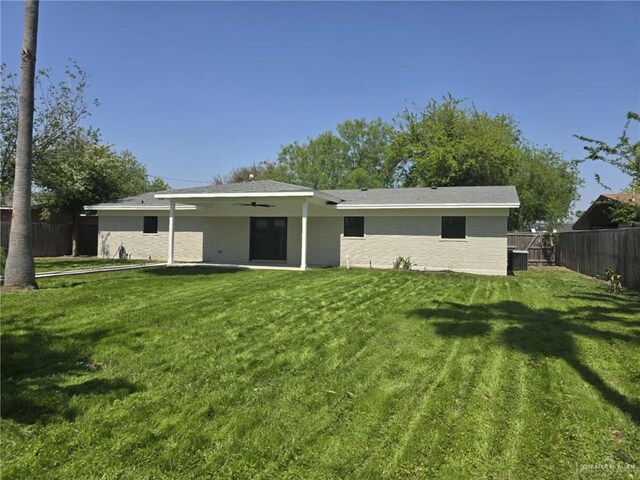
left=250, top=217, right=287, bottom=261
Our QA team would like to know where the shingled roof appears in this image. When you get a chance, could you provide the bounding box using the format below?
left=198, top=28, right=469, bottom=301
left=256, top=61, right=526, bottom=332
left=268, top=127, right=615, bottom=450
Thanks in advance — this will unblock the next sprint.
left=158, top=180, right=313, bottom=195
left=327, top=185, right=519, bottom=206
left=87, top=180, right=519, bottom=209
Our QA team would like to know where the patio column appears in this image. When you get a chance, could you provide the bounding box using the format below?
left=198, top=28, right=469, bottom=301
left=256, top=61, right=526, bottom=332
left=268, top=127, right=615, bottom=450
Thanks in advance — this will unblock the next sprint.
left=167, top=200, right=175, bottom=265
left=300, top=198, right=308, bottom=270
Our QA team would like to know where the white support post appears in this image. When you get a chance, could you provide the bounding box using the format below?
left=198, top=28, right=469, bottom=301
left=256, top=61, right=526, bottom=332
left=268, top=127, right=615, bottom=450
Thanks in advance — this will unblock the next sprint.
left=168, top=200, right=175, bottom=265
left=301, top=198, right=308, bottom=270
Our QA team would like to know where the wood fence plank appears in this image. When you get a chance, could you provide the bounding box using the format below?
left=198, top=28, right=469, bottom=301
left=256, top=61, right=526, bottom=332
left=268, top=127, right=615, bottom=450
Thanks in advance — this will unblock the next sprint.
left=1, top=221, right=72, bottom=257
left=557, top=228, right=640, bottom=290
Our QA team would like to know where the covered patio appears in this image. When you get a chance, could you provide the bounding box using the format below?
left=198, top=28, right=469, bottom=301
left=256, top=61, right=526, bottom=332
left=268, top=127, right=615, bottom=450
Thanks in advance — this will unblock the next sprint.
left=155, top=182, right=342, bottom=270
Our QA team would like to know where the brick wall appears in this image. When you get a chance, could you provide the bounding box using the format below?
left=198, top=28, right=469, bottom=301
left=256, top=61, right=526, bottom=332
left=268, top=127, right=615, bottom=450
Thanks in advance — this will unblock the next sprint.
left=307, top=217, right=342, bottom=266
left=98, top=214, right=508, bottom=275
left=98, top=216, right=205, bottom=262
left=340, top=216, right=507, bottom=275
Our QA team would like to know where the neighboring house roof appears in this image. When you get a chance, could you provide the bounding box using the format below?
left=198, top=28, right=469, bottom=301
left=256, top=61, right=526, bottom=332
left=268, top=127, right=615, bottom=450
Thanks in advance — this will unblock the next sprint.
left=0, top=192, right=42, bottom=210
left=601, top=193, right=639, bottom=204
left=86, top=180, right=520, bottom=210
left=573, top=193, right=639, bottom=230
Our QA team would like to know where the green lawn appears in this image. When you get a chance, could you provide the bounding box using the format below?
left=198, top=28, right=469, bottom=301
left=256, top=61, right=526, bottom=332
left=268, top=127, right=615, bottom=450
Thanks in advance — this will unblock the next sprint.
left=34, top=257, right=153, bottom=273
left=1, top=267, right=639, bottom=479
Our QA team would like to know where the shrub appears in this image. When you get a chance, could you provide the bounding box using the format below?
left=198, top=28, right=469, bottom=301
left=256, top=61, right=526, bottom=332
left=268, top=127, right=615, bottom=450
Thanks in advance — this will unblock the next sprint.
left=605, top=268, right=614, bottom=281
left=392, top=256, right=414, bottom=270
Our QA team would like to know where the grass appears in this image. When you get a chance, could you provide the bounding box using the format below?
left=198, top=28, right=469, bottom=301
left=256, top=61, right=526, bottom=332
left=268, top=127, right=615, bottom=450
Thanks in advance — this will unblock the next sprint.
left=1, top=267, right=639, bottom=479
left=34, top=256, right=153, bottom=273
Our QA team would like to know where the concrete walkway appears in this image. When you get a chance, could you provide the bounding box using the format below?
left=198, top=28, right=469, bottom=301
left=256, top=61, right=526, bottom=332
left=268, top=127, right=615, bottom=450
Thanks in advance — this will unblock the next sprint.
left=173, top=262, right=304, bottom=271
left=1, top=261, right=308, bottom=283
left=1, top=263, right=166, bottom=281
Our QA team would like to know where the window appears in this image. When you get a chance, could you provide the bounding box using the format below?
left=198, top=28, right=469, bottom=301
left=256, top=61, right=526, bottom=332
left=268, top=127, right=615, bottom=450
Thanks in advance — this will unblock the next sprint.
left=344, top=216, right=365, bottom=237
left=143, top=216, right=158, bottom=234
left=441, top=216, right=466, bottom=239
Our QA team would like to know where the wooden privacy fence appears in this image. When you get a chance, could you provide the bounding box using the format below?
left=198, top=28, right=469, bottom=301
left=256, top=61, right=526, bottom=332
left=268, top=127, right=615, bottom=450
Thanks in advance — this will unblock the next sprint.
left=1, top=221, right=100, bottom=257
left=507, top=232, right=556, bottom=265
left=1, top=221, right=72, bottom=257
left=557, top=228, right=640, bottom=290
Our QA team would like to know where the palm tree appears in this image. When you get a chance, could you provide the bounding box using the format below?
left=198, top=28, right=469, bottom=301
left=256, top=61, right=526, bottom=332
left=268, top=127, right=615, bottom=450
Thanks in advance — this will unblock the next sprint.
left=3, top=0, right=39, bottom=289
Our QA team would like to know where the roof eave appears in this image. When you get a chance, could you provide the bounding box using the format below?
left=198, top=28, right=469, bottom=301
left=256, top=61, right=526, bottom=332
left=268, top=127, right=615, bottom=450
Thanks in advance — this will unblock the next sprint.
left=84, top=205, right=197, bottom=211
left=154, top=190, right=344, bottom=203
left=334, top=202, right=520, bottom=210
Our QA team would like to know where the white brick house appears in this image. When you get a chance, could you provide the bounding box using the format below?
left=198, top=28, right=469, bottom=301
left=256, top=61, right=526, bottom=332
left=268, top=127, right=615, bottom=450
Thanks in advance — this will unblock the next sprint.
left=87, top=180, right=519, bottom=276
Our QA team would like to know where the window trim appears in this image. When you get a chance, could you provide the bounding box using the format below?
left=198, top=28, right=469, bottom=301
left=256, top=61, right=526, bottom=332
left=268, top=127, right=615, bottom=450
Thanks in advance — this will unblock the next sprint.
left=441, top=216, right=466, bottom=239
left=143, top=216, right=159, bottom=234
left=343, top=216, right=365, bottom=237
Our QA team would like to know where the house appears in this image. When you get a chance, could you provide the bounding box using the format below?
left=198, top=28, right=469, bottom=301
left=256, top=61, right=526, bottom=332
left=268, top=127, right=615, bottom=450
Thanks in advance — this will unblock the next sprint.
left=573, top=193, right=639, bottom=230
left=1, top=194, right=51, bottom=222
left=86, top=180, right=520, bottom=276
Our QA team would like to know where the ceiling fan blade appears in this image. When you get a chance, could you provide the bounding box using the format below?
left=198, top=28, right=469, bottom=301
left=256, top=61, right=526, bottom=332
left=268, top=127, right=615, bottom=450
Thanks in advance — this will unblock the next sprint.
left=232, top=202, right=275, bottom=208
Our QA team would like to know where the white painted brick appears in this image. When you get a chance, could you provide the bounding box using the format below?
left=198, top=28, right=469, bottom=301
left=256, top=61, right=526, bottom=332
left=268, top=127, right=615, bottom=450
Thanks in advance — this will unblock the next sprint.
left=340, top=216, right=508, bottom=275
left=99, top=214, right=508, bottom=275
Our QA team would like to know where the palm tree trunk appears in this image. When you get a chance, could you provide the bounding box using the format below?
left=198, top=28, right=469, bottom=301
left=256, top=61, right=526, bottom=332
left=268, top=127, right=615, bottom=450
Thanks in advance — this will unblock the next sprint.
left=3, top=0, right=39, bottom=289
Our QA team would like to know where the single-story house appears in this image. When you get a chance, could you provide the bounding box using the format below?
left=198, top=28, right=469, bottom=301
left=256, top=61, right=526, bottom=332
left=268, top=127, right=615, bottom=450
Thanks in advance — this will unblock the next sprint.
left=86, top=180, right=520, bottom=276
left=573, top=193, right=639, bottom=230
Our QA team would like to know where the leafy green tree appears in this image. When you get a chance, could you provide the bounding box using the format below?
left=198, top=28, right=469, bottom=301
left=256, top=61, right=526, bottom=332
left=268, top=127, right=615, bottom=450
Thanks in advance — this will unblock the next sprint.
left=387, top=95, right=521, bottom=187
left=222, top=97, right=580, bottom=229
left=36, top=131, right=169, bottom=255
left=509, top=145, right=582, bottom=230
left=335, top=119, right=395, bottom=188
left=2, top=59, right=166, bottom=255
left=3, top=0, right=39, bottom=290
left=275, top=132, right=346, bottom=189
left=273, top=118, right=394, bottom=189
left=213, top=162, right=290, bottom=185
left=0, top=60, right=98, bottom=200
left=148, top=176, right=171, bottom=191
left=574, top=112, right=640, bottom=226
left=216, top=119, right=394, bottom=189
left=388, top=95, right=580, bottom=228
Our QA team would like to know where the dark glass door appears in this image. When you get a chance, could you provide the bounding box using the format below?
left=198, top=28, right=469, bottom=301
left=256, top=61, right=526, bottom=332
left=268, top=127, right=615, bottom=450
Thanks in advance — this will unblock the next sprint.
left=250, top=217, right=287, bottom=261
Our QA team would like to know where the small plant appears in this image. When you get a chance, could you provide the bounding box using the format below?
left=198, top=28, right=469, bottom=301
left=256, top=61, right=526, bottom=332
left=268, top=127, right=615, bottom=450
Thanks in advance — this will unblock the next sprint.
left=604, top=268, right=622, bottom=293
left=0, top=247, right=6, bottom=276
left=392, top=255, right=414, bottom=270
left=610, top=273, right=623, bottom=294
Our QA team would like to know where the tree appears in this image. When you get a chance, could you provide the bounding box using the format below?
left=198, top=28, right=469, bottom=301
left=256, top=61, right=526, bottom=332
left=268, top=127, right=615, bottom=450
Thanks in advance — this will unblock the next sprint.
left=220, top=97, right=580, bottom=229
left=213, top=162, right=289, bottom=185
left=387, top=95, right=522, bottom=187
left=0, top=60, right=98, bottom=200
left=272, top=118, right=395, bottom=189
left=4, top=0, right=39, bottom=289
left=388, top=95, right=580, bottom=228
left=574, top=112, right=640, bottom=226
left=214, top=119, right=394, bottom=189
left=36, top=132, right=169, bottom=255
left=275, top=132, right=346, bottom=189
left=509, top=145, right=582, bottom=230
left=148, top=176, right=171, bottom=191
left=1, top=58, right=165, bottom=256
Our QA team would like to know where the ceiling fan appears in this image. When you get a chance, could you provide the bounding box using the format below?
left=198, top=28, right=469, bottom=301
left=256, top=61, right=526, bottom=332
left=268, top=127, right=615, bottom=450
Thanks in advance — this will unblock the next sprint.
left=233, top=201, right=275, bottom=208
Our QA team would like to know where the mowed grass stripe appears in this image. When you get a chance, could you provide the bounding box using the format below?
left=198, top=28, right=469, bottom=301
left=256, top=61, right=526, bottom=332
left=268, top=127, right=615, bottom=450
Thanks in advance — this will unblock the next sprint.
left=2, top=266, right=639, bottom=479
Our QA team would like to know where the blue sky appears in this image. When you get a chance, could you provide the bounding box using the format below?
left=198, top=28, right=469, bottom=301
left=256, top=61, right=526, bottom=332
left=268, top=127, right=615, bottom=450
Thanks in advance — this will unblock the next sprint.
left=1, top=1, right=639, bottom=212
